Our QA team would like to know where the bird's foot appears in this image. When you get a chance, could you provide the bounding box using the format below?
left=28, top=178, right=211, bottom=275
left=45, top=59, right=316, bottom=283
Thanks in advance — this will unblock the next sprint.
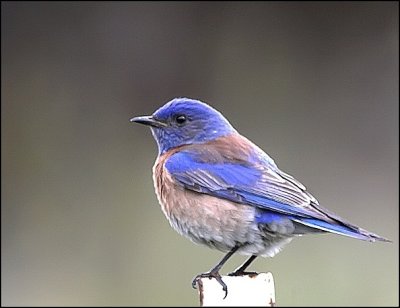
left=227, top=270, right=258, bottom=277
left=192, top=271, right=228, bottom=299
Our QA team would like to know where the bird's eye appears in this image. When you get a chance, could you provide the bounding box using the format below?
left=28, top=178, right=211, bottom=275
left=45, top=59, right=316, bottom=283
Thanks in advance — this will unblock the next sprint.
left=175, top=115, right=187, bottom=125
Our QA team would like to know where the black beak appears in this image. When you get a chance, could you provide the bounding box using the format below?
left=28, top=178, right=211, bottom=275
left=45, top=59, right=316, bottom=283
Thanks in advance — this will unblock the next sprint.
left=130, top=115, right=167, bottom=128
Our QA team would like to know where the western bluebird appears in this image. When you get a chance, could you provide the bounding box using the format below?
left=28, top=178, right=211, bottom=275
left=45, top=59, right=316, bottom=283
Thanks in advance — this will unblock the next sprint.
left=131, top=97, right=389, bottom=297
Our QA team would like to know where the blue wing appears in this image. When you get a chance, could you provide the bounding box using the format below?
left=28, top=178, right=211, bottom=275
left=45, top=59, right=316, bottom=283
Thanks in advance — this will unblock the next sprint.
left=165, top=147, right=388, bottom=242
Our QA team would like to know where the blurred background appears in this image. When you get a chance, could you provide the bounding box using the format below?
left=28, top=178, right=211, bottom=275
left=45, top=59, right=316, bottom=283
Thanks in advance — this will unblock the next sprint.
left=1, top=1, right=398, bottom=306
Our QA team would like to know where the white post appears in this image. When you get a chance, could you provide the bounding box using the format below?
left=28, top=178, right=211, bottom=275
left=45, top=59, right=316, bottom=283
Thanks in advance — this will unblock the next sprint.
left=197, top=272, right=275, bottom=307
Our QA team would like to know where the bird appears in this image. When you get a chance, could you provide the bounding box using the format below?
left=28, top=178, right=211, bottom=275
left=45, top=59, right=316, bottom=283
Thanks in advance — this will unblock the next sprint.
left=130, top=97, right=390, bottom=298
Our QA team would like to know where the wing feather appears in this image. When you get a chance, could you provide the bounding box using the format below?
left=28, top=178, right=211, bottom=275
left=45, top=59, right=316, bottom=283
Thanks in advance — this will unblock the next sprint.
left=165, top=149, right=327, bottom=220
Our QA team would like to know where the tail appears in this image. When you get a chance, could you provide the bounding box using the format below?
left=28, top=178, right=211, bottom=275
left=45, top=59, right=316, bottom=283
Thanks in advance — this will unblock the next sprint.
left=293, top=218, right=391, bottom=242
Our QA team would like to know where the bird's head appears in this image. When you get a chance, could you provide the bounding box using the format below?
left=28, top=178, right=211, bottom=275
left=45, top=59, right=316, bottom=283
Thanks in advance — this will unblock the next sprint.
left=131, top=98, right=236, bottom=154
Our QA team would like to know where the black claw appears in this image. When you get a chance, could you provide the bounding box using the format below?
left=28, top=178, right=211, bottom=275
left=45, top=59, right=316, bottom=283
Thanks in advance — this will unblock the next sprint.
left=191, top=271, right=228, bottom=298
left=214, top=274, right=228, bottom=299
left=227, top=270, right=258, bottom=277
left=192, top=276, right=199, bottom=289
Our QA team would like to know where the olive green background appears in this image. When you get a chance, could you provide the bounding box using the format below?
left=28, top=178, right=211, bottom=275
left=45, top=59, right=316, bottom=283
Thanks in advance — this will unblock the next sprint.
left=2, top=2, right=398, bottom=306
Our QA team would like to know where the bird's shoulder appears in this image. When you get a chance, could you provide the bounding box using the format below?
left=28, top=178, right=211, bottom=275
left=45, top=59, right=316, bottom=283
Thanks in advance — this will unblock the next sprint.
left=162, top=133, right=270, bottom=167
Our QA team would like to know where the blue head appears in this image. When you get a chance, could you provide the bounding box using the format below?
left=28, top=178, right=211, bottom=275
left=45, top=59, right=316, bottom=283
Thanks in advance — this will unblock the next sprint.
left=131, top=98, right=236, bottom=154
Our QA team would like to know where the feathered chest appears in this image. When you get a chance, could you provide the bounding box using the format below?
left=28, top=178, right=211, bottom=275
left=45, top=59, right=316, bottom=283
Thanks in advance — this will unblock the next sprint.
left=153, top=156, right=175, bottom=213
left=152, top=151, right=191, bottom=223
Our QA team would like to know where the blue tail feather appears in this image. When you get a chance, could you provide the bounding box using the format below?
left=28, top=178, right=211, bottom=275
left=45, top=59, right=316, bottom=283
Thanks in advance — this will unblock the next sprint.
left=293, top=218, right=390, bottom=242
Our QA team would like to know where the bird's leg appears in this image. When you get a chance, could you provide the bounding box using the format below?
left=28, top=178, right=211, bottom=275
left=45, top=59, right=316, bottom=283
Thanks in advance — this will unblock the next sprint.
left=227, top=255, right=258, bottom=276
left=192, top=246, right=239, bottom=299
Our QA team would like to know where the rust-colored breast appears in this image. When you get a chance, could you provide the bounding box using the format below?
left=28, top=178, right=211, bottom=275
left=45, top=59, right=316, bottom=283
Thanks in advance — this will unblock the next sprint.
left=152, top=147, right=183, bottom=218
